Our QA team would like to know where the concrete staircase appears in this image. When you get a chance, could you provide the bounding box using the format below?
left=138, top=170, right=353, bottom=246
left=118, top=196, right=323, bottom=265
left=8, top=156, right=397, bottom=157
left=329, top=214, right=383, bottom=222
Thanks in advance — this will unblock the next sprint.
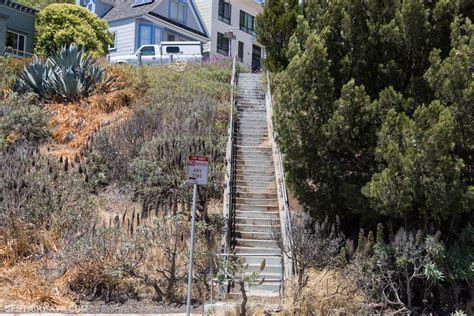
left=230, top=73, right=282, bottom=297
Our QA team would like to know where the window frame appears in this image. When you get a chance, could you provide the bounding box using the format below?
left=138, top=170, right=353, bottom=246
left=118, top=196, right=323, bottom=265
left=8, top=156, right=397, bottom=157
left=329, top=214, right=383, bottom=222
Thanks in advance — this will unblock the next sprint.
left=218, top=0, right=231, bottom=25
left=169, top=0, right=187, bottom=24
left=5, top=30, right=26, bottom=52
left=216, top=32, right=230, bottom=56
left=239, top=10, right=255, bottom=36
left=109, top=31, right=117, bottom=51
left=86, top=0, right=96, bottom=13
left=238, top=41, right=244, bottom=62
left=138, top=24, right=154, bottom=47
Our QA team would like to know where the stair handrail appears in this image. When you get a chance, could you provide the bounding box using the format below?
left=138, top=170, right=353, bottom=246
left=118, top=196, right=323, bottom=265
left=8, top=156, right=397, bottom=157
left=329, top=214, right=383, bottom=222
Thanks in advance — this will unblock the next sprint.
left=219, top=52, right=239, bottom=300
left=265, top=70, right=294, bottom=290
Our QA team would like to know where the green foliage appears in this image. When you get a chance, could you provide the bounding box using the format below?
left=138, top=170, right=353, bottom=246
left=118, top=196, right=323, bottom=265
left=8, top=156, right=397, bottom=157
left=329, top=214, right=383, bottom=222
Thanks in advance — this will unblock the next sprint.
left=363, top=102, right=466, bottom=223
left=268, top=0, right=472, bottom=229
left=256, top=0, right=299, bottom=71
left=0, top=57, right=28, bottom=98
left=424, top=17, right=473, bottom=183
left=0, top=93, right=50, bottom=147
left=263, top=1, right=473, bottom=310
left=35, top=4, right=113, bottom=57
left=17, top=45, right=109, bottom=101
left=90, top=61, right=231, bottom=214
left=15, top=0, right=74, bottom=10
left=274, top=32, right=335, bottom=212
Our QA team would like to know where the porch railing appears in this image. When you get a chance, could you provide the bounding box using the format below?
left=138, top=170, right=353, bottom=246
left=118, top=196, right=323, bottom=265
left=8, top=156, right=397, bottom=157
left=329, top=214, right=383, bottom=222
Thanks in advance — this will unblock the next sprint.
left=3, top=47, right=34, bottom=59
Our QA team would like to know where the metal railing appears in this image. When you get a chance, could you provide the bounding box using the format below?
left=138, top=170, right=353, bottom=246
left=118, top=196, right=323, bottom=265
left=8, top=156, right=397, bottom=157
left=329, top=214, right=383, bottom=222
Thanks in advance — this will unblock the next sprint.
left=265, top=70, right=294, bottom=290
left=3, top=47, right=34, bottom=59
left=218, top=52, right=239, bottom=300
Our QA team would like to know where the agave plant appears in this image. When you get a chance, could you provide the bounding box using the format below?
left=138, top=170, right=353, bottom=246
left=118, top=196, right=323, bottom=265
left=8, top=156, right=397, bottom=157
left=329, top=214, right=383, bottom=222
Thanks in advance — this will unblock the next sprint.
left=16, top=45, right=111, bottom=101
left=16, top=59, right=53, bottom=98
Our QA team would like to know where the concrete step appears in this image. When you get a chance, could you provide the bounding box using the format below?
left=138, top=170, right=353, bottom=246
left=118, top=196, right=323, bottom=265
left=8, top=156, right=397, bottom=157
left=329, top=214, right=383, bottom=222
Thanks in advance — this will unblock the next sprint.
left=236, top=191, right=276, bottom=199
left=235, top=132, right=268, bottom=138
left=237, top=255, right=281, bottom=266
left=234, top=246, right=281, bottom=255
left=247, top=263, right=282, bottom=274
left=235, top=238, right=278, bottom=248
left=235, top=223, right=280, bottom=233
left=236, top=162, right=274, bottom=169
left=235, top=180, right=276, bottom=188
left=236, top=230, right=280, bottom=241
left=236, top=145, right=271, bottom=151
left=236, top=174, right=275, bottom=182
left=235, top=197, right=278, bottom=205
left=235, top=215, right=280, bottom=225
left=236, top=112, right=267, bottom=118
left=235, top=154, right=273, bottom=161
left=235, top=204, right=279, bottom=212
left=235, top=139, right=266, bottom=146
left=236, top=168, right=274, bottom=175
left=235, top=210, right=279, bottom=219
left=235, top=185, right=276, bottom=193
left=235, top=158, right=272, bottom=165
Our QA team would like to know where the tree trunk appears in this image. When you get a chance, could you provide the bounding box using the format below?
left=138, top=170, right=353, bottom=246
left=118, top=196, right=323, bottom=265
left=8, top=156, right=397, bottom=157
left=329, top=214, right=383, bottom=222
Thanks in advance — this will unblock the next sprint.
left=239, top=279, right=247, bottom=316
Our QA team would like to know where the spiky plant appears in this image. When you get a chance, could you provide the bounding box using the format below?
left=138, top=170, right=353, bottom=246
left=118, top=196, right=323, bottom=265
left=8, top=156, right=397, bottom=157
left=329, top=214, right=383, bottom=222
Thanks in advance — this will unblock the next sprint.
left=16, top=45, right=110, bottom=101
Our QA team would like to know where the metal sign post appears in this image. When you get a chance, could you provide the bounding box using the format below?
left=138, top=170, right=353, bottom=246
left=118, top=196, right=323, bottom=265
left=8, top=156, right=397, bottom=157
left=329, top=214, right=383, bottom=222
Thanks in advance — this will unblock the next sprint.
left=186, top=155, right=209, bottom=316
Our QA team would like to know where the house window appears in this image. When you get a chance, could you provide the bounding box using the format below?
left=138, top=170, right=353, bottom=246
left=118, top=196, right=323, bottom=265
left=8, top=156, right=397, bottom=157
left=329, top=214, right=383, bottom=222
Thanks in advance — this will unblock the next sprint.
left=240, top=10, right=255, bottom=36
left=86, top=0, right=96, bottom=13
left=6, top=31, right=26, bottom=52
left=109, top=31, right=117, bottom=50
left=170, top=0, right=186, bottom=24
left=139, top=25, right=153, bottom=47
left=238, top=41, right=244, bottom=62
left=217, top=32, right=230, bottom=56
left=218, top=0, right=231, bottom=24
left=154, top=27, right=163, bottom=43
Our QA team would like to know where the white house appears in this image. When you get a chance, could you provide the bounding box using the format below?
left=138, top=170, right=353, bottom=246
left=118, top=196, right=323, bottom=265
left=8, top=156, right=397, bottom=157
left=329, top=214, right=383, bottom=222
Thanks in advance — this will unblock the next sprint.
left=76, top=0, right=209, bottom=57
left=195, top=0, right=264, bottom=70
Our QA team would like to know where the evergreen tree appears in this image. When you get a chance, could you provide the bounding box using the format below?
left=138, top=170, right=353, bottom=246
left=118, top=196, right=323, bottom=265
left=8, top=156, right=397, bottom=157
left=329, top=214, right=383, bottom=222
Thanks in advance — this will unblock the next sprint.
left=274, top=32, right=335, bottom=212
left=363, top=102, right=466, bottom=226
left=256, top=0, right=299, bottom=72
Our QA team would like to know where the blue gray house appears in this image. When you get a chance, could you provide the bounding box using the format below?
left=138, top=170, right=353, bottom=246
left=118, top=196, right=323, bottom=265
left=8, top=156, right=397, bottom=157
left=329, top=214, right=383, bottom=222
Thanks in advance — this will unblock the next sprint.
left=76, top=0, right=209, bottom=57
left=0, top=0, right=37, bottom=57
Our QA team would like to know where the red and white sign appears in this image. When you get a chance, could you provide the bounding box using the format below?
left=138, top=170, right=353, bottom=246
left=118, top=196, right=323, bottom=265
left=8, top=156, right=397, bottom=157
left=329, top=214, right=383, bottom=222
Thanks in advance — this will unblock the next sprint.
left=188, top=155, right=209, bottom=185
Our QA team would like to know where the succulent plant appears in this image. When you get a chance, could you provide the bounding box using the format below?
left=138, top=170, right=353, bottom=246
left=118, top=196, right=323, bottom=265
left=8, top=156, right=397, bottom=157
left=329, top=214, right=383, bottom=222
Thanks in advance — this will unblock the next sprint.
left=16, top=44, right=110, bottom=101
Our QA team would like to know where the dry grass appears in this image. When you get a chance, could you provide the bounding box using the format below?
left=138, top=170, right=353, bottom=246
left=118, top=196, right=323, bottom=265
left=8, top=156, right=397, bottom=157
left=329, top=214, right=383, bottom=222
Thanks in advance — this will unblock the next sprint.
left=0, top=259, right=75, bottom=312
left=283, top=268, right=368, bottom=315
left=46, top=101, right=132, bottom=157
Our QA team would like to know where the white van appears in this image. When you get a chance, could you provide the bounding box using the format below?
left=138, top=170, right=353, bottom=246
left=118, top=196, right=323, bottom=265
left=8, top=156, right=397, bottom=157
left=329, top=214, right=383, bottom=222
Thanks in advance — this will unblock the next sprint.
left=109, top=41, right=203, bottom=65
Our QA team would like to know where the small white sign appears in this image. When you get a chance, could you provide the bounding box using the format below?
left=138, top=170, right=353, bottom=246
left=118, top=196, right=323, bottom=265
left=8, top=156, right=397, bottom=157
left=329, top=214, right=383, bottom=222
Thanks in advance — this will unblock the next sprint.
left=188, top=155, right=209, bottom=185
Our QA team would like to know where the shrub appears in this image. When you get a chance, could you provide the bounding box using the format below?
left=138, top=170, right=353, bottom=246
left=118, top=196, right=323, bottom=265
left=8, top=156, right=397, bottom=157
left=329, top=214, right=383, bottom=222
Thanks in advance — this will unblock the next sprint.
left=90, top=63, right=231, bottom=189
left=66, top=214, right=221, bottom=304
left=35, top=4, right=113, bottom=57
left=349, top=225, right=473, bottom=313
left=17, top=45, right=110, bottom=101
left=0, top=57, right=28, bottom=99
left=0, top=93, right=50, bottom=147
left=0, top=144, right=92, bottom=264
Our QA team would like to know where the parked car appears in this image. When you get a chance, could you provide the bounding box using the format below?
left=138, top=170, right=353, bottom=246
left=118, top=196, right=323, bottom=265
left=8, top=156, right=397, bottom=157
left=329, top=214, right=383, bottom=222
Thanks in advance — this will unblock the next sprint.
left=109, top=41, right=203, bottom=65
